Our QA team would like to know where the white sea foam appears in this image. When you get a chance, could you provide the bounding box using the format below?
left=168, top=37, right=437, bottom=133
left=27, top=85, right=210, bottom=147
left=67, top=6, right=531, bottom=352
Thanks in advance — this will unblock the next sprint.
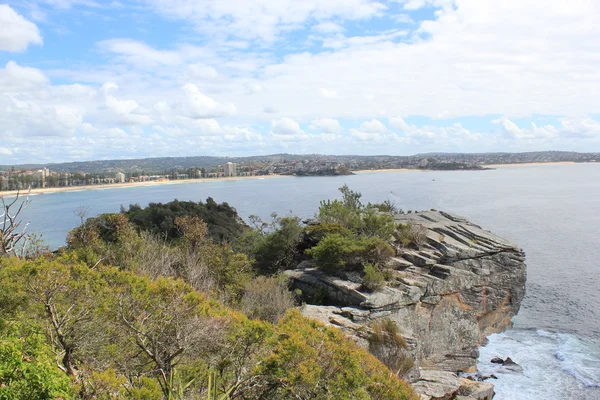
left=478, top=330, right=600, bottom=400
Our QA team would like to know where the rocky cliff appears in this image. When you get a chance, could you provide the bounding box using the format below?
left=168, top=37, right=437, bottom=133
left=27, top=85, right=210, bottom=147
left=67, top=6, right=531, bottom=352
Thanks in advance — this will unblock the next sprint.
left=285, top=210, right=526, bottom=399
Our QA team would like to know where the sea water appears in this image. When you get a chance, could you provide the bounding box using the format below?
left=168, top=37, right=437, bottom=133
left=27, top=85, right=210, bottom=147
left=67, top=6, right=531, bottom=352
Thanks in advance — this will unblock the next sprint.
left=7, top=163, right=600, bottom=399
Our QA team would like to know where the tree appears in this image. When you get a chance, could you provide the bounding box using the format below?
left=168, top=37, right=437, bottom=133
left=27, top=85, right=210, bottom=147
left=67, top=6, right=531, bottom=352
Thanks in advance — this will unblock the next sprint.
left=249, top=216, right=304, bottom=275
left=123, top=199, right=247, bottom=243
left=5, top=259, right=108, bottom=379
left=106, top=273, right=227, bottom=398
left=0, top=191, right=31, bottom=258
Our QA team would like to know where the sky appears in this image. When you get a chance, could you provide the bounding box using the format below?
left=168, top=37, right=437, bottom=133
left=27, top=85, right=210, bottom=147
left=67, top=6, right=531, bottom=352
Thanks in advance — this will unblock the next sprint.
left=1, top=0, right=600, bottom=164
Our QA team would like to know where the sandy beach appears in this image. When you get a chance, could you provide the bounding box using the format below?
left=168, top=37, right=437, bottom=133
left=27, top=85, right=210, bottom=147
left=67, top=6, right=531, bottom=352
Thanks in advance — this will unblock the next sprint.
left=0, top=174, right=288, bottom=197
left=483, top=161, right=578, bottom=168
left=354, top=168, right=417, bottom=173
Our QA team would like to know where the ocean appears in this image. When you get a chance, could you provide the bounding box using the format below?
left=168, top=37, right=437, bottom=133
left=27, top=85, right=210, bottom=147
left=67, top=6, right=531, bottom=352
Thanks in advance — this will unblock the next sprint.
left=8, top=163, right=600, bottom=399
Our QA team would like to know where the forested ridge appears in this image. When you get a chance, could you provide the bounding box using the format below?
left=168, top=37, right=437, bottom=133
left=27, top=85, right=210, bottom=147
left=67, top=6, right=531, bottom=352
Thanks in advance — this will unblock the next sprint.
left=0, top=187, right=420, bottom=400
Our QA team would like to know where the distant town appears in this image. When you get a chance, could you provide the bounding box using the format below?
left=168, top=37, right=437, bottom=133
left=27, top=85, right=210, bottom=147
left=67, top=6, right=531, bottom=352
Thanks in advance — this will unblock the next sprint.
left=0, top=151, right=598, bottom=192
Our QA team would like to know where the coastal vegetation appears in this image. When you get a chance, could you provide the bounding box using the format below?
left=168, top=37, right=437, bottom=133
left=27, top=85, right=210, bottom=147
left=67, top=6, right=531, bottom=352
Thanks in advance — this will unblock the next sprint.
left=0, top=187, right=420, bottom=400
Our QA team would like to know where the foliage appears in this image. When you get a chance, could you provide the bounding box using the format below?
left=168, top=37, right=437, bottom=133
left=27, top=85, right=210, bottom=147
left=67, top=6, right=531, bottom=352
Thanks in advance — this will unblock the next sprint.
left=362, top=263, right=385, bottom=292
left=251, top=216, right=304, bottom=274
left=0, top=322, right=75, bottom=400
left=0, top=188, right=423, bottom=400
left=240, top=275, right=296, bottom=323
left=316, top=185, right=395, bottom=240
left=235, top=215, right=304, bottom=275
left=395, top=224, right=429, bottom=249
left=369, top=200, right=401, bottom=214
left=306, top=234, right=394, bottom=274
left=67, top=213, right=254, bottom=302
left=256, top=310, right=418, bottom=400
left=305, top=222, right=352, bottom=243
left=123, top=198, right=246, bottom=243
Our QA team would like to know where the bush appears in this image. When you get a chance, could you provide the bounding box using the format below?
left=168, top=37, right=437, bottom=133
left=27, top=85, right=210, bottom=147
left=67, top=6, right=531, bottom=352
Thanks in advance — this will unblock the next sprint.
left=255, top=310, right=418, bottom=400
left=362, top=263, right=385, bottom=292
left=251, top=217, right=304, bottom=274
left=305, top=222, right=352, bottom=243
left=0, top=323, right=75, bottom=400
left=395, top=224, right=429, bottom=249
left=240, top=275, right=296, bottom=323
left=306, top=234, right=395, bottom=274
left=360, top=208, right=395, bottom=239
left=370, top=200, right=401, bottom=213
left=368, top=319, right=415, bottom=378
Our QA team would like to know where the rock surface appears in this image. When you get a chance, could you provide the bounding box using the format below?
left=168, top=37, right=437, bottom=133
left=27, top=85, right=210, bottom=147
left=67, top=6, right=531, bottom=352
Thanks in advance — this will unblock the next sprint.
left=285, top=210, right=526, bottom=397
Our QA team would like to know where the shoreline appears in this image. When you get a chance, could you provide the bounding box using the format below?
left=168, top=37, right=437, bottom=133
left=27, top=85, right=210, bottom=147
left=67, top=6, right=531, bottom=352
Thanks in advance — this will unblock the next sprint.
left=0, top=174, right=287, bottom=197
left=0, top=161, right=592, bottom=197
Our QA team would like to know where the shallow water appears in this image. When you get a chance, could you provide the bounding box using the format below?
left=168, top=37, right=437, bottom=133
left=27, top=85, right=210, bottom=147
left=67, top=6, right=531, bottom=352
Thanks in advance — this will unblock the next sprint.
left=8, top=163, right=600, bottom=399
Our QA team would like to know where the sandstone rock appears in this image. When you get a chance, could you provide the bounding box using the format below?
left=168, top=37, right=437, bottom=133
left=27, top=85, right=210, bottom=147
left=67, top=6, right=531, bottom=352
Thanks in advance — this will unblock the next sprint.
left=412, top=370, right=461, bottom=399
left=491, top=357, right=504, bottom=364
left=286, top=210, right=526, bottom=395
left=458, top=378, right=495, bottom=400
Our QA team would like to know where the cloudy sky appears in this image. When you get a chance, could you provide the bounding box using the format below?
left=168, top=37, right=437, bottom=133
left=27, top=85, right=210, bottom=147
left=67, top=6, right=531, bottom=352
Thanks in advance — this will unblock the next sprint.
left=1, top=0, right=600, bottom=163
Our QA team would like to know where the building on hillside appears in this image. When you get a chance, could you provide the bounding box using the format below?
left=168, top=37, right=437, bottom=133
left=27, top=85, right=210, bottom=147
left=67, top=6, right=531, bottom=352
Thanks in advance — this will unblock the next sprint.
left=224, top=162, right=237, bottom=177
left=115, top=172, right=126, bottom=183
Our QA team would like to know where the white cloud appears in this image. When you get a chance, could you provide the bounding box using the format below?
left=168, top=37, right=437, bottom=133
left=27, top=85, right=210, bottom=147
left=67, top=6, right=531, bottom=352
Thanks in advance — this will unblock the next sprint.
left=493, top=117, right=600, bottom=140
left=319, top=88, right=340, bottom=99
left=310, top=118, right=342, bottom=134
left=389, top=116, right=410, bottom=131
left=397, top=0, right=454, bottom=10
left=271, top=117, right=303, bottom=135
left=104, top=94, right=153, bottom=125
left=99, top=39, right=182, bottom=66
left=0, top=61, right=48, bottom=92
left=177, top=83, right=237, bottom=119
left=0, top=147, right=12, bottom=155
left=359, top=119, right=387, bottom=133
left=187, top=63, right=219, bottom=80
left=143, top=0, right=386, bottom=41
left=312, top=22, right=345, bottom=34
left=0, top=5, right=43, bottom=52
left=3, top=0, right=600, bottom=162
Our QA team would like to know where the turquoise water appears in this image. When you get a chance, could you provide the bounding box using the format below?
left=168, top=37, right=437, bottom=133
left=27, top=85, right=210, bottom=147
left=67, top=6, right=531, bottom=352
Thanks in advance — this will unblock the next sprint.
left=6, top=163, right=600, bottom=399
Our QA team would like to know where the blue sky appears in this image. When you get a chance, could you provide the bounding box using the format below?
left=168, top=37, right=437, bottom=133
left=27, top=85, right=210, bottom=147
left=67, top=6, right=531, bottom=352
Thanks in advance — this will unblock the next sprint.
left=1, top=0, right=600, bottom=164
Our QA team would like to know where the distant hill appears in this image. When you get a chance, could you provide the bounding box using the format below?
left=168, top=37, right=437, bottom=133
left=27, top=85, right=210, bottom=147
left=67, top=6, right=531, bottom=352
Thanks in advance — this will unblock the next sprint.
left=1, top=151, right=598, bottom=173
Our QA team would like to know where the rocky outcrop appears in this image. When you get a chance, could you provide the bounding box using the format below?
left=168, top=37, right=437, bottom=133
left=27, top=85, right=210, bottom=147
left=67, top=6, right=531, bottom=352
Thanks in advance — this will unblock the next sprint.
left=285, top=210, right=526, bottom=398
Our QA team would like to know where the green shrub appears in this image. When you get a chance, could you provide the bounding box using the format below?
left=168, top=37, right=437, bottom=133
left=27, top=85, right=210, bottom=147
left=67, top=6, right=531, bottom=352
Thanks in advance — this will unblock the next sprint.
left=360, top=208, right=395, bottom=239
left=362, top=263, right=385, bottom=292
left=370, top=200, right=400, bottom=213
left=305, top=222, right=352, bottom=242
left=256, top=310, right=418, bottom=400
left=306, top=234, right=395, bottom=273
left=250, top=216, right=304, bottom=275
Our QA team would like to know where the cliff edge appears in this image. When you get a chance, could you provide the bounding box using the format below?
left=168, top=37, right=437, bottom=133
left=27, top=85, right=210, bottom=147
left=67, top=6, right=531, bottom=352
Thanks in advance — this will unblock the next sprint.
left=285, top=210, right=526, bottom=399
